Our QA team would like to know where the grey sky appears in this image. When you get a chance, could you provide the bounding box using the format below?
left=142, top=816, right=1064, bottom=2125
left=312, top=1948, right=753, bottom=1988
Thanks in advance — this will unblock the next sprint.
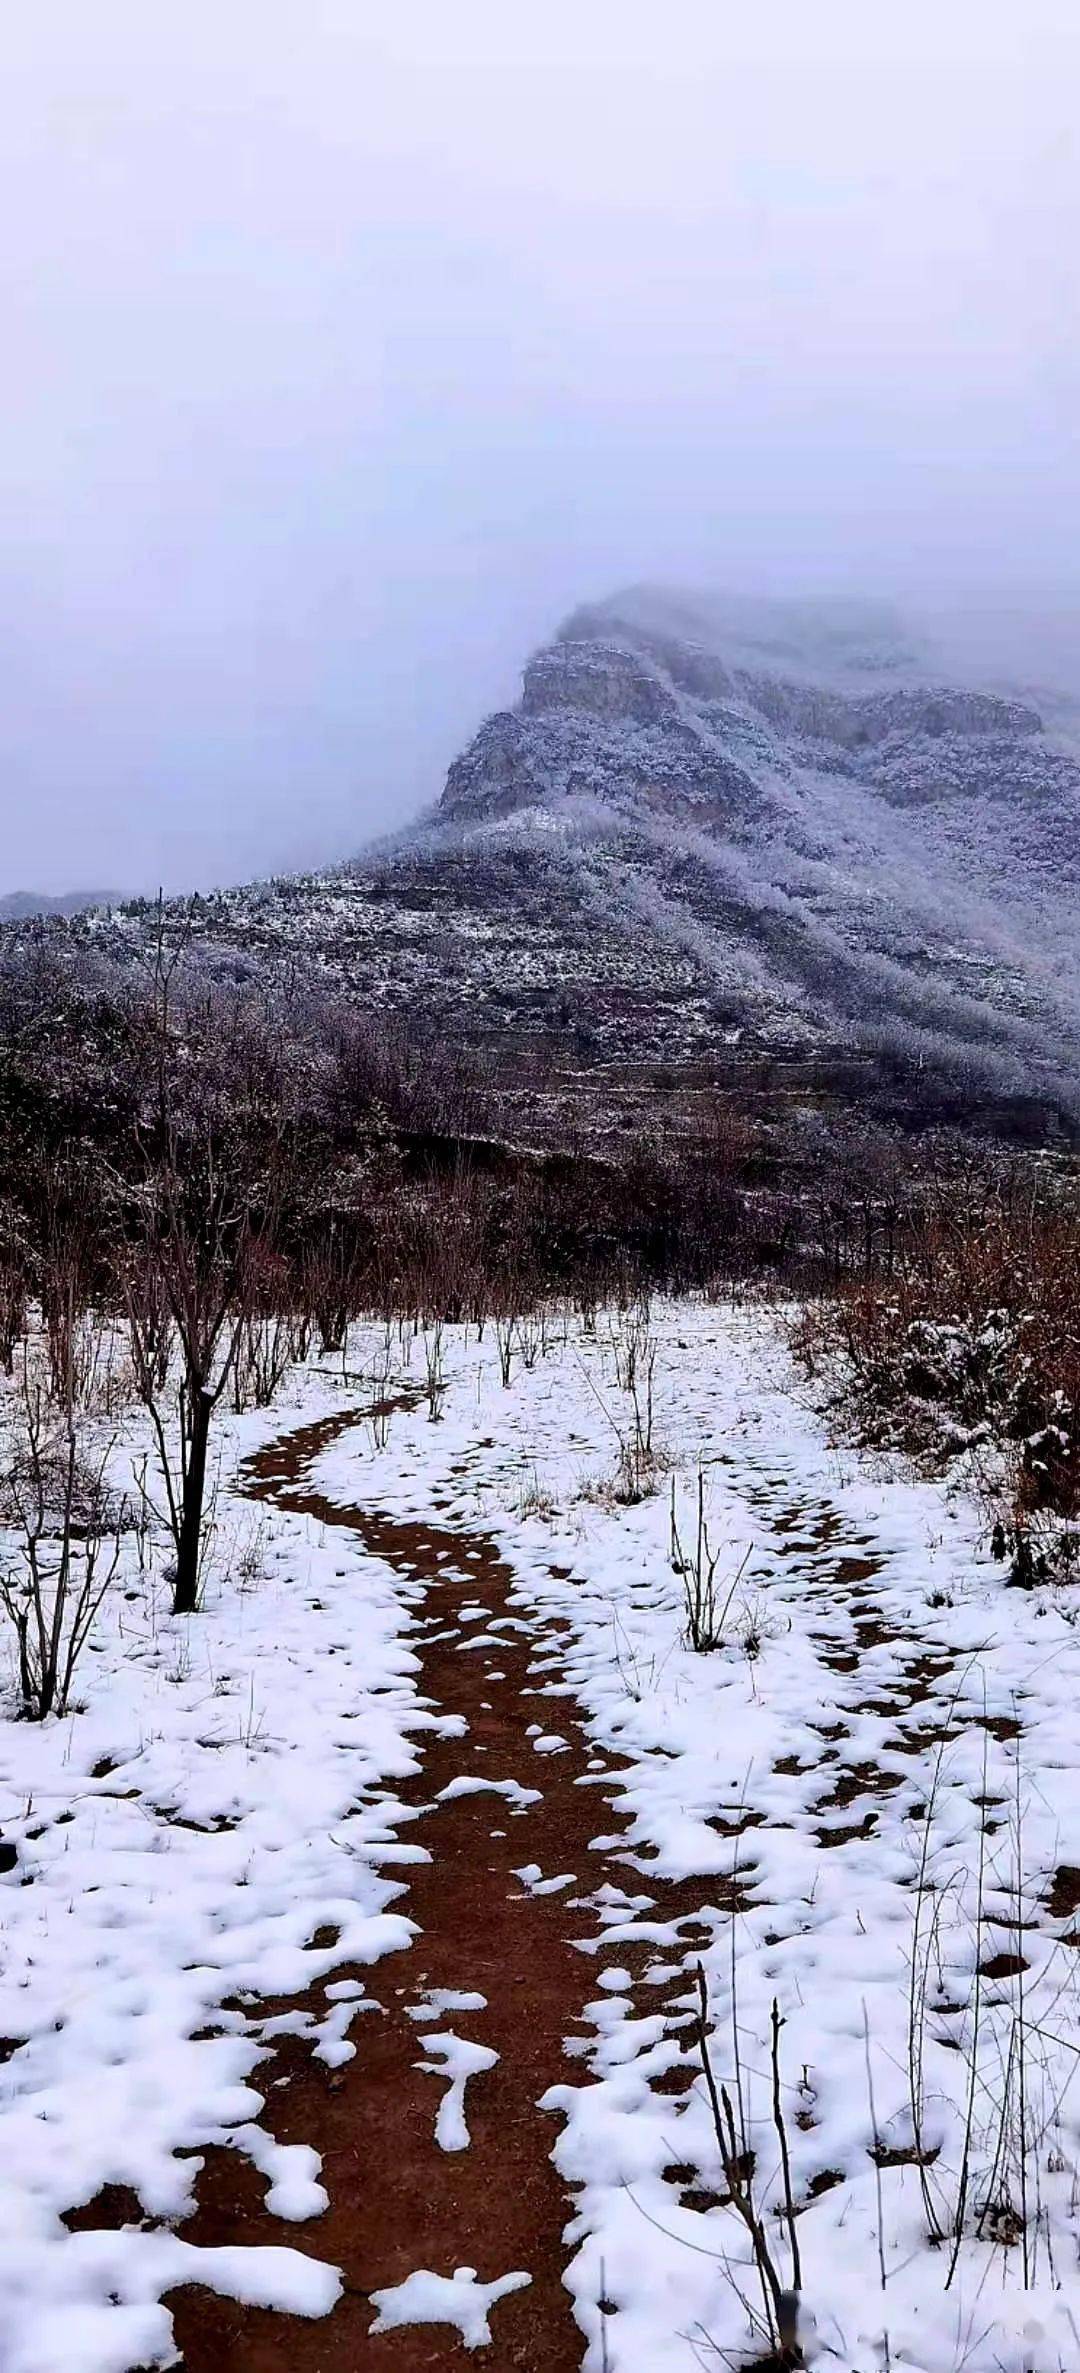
left=2, top=2, right=1078, bottom=892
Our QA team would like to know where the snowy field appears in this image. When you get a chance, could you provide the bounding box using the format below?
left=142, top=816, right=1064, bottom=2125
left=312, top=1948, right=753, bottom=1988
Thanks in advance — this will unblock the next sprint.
left=2, top=1301, right=1080, bottom=2372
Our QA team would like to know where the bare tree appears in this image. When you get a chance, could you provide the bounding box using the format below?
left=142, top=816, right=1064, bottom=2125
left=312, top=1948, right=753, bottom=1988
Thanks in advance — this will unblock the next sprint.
left=0, top=1348, right=126, bottom=1719
left=113, top=949, right=307, bottom=1613
left=124, top=1132, right=256, bottom=1614
left=0, top=1263, right=26, bottom=1376
left=35, top=1154, right=107, bottom=1411
left=301, top=1219, right=361, bottom=1358
left=233, top=1240, right=302, bottom=1409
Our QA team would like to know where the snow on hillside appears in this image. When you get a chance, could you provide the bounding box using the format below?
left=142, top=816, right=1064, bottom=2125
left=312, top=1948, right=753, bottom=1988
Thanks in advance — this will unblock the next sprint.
left=5, top=590, right=1075, bottom=1134
left=440, top=590, right=1080, bottom=1091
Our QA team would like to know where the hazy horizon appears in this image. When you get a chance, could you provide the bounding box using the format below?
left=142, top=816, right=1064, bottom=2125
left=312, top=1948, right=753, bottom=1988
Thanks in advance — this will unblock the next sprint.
left=3, top=3, right=1079, bottom=897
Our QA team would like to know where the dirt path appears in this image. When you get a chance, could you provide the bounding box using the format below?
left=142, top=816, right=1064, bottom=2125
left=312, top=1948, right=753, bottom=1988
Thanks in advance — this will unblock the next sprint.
left=159, top=1399, right=1046, bottom=2370
left=168, top=1403, right=711, bottom=2371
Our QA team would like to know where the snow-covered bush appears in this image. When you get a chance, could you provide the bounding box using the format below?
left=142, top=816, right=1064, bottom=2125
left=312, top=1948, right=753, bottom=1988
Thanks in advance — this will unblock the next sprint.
left=795, top=1157, right=1080, bottom=1578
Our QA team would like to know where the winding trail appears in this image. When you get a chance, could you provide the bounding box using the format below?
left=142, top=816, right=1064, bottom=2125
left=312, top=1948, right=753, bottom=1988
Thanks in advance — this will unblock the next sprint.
left=169, top=1401, right=708, bottom=2372
left=161, top=1382, right=1062, bottom=2371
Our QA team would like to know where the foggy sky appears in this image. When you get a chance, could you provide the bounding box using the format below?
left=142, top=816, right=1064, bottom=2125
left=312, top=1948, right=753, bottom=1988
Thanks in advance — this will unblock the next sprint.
left=2, top=2, right=1079, bottom=894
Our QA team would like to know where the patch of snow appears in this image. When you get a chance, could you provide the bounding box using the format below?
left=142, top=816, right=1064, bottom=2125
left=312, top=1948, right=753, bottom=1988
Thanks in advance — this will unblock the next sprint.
left=436, top=1774, right=542, bottom=1805
left=368, top=2264, right=531, bottom=2349
left=417, top=2031, right=499, bottom=2151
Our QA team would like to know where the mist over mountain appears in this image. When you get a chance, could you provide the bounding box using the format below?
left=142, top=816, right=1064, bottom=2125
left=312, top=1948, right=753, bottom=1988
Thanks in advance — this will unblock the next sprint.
left=415, top=585, right=1080, bottom=1121
left=0, top=890, right=115, bottom=921
left=3, top=588, right=1078, bottom=1144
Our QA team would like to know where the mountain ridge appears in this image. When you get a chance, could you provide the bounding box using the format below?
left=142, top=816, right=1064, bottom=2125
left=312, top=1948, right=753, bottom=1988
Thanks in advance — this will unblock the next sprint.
left=3, top=589, right=1078, bottom=1145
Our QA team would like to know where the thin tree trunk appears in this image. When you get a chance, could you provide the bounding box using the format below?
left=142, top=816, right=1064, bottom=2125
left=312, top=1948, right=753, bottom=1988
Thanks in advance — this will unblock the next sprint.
left=173, top=1383, right=213, bottom=1614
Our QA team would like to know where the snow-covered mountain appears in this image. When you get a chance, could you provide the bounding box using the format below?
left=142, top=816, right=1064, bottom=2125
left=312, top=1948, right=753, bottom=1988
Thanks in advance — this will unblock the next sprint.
left=424, top=586, right=1080, bottom=1123
left=5, top=590, right=1079, bottom=1141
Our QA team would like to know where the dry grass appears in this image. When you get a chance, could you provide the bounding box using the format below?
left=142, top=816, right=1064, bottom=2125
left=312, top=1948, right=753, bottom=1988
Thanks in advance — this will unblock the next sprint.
left=795, top=1156, right=1080, bottom=1578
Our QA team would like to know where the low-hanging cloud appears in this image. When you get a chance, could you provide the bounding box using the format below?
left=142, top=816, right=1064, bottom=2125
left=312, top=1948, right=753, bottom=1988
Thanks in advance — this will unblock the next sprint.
left=1, top=0, right=1078, bottom=892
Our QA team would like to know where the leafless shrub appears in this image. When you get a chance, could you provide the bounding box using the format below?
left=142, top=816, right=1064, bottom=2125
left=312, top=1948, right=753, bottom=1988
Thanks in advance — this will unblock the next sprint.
left=231, top=1242, right=304, bottom=1410
left=494, top=1311, right=516, bottom=1389
left=302, top=1222, right=362, bottom=1357
left=670, top=1472, right=751, bottom=1651
left=0, top=1264, right=27, bottom=1375
left=123, top=1206, right=242, bottom=1616
left=233, top=1308, right=300, bottom=1410
left=693, top=1965, right=802, bottom=2366
left=233, top=1512, right=269, bottom=1593
left=27, top=1154, right=112, bottom=1413
left=368, top=1325, right=397, bottom=1448
left=795, top=1154, right=1080, bottom=1578
left=517, top=1465, right=559, bottom=1521
left=627, top=1338, right=657, bottom=1464
left=422, top=1320, right=446, bottom=1421
left=130, top=1450, right=153, bottom=1572
left=905, top=1705, right=1058, bottom=2288
left=515, top=1313, right=544, bottom=1372
left=0, top=1350, right=127, bottom=1718
left=608, top=1298, right=653, bottom=1394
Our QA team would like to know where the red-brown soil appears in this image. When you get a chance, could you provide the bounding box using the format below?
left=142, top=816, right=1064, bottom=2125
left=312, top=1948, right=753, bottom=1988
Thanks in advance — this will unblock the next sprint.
left=164, top=1404, right=707, bottom=2370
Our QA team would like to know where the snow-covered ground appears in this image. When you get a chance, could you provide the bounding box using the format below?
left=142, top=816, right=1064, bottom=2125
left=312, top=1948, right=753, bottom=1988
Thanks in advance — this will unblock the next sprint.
left=2, top=1302, right=1080, bottom=2372
left=0, top=1360, right=432, bottom=2373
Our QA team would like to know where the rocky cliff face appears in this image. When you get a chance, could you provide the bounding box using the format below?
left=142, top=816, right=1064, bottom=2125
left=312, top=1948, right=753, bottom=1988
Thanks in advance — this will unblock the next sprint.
left=443, top=591, right=1055, bottom=828
left=430, top=588, right=1080, bottom=1123
left=443, top=635, right=765, bottom=830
